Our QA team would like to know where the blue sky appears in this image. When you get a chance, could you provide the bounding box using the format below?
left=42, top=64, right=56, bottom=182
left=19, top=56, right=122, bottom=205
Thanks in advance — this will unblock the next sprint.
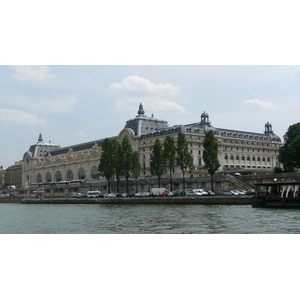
left=1, top=65, right=300, bottom=168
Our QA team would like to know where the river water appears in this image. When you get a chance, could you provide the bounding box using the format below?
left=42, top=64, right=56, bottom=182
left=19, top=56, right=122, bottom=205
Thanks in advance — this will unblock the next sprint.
left=1, top=203, right=300, bottom=234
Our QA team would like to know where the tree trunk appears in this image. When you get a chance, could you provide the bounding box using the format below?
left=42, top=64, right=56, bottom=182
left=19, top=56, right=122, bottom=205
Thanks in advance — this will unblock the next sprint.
left=211, top=174, right=213, bottom=191
left=182, top=171, right=185, bottom=190
left=116, top=176, right=120, bottom=193
left=169, top=169, right=173, bottom=192
left=125, top=176, right=129, bottom=193
left=108, top=180, right=111, bottom=194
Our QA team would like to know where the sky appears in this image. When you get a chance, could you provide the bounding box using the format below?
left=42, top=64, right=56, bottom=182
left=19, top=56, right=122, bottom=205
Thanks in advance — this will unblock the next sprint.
left=1, top=65, right=300, bottom=168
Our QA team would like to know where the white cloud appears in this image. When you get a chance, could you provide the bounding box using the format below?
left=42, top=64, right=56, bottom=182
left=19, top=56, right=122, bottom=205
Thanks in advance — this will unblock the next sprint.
left=244, top=98, right=277, bottom=109
left=108, top=75, right=181, bottom=96
left=9, top=65, right=56, bottom=83
left=6, top=96, right=78, bottom=114
left=0, top=109, right=47, bottom=125
left=108, top=76, right=187, bottom=115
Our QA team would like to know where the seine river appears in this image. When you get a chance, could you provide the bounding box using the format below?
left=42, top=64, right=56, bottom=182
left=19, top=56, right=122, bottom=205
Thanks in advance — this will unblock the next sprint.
left=1, top=203, right=300, bottom=233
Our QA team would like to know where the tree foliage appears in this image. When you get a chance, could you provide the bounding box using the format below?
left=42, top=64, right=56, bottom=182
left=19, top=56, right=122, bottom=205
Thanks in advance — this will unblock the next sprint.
left=120, top=137, right=134, bottom=193
left=176, top=132, right=193, bottom=189
left=131, top=151, right=142, bottom=192
left=163, top=135, right=177, bottom=191
left=150, top=139, right=166, bottom=188
left=98, top=138, right=118, bottom=193
left=279, top=123, right=300, bottom=172
left=203, top=130, right=220, bottom=191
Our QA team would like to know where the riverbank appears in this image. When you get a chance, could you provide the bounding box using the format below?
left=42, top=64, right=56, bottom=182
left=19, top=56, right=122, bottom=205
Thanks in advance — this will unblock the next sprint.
left=15, top=196, right=253, bottom=205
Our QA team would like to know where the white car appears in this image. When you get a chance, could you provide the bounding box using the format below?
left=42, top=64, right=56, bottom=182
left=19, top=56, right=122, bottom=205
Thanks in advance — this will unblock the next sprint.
left=230, top=190, right=240, bottom=195
left=107, top=193, right=117, bottom=197
left=238, top=190, right=246, bottom=195
left=192, top=189, right=203, bottom=196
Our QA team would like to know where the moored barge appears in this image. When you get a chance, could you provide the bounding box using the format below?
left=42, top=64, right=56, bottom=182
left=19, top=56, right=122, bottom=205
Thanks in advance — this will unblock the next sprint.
left=252, top=181, right=300, bottom=208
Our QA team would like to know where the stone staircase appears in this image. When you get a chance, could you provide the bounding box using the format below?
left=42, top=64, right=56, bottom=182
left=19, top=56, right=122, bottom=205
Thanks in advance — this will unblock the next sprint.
left=227, top=175, right=255, bottom=191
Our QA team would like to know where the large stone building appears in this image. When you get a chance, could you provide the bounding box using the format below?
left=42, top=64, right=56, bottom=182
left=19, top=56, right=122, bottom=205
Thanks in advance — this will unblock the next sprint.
left=21, top=103, right=282, bottom=190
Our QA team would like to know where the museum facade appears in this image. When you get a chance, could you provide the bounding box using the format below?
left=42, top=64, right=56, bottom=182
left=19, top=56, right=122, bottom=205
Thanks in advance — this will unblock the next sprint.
left=21, top=103, right=282, bottom=187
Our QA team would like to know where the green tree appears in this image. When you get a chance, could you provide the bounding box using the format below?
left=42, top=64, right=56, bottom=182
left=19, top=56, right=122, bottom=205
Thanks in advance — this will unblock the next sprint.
left=279, top=123, right=300, bottom=172
left=98, top=138, right=118, bottom=193
left=131, top=151, right=142, bottom=193
left=150, top=139, right=166, bottom=188
left=115, top=141, right=123, bottom=193
left=120, top=137, right=134, bottom=193
left=163, top=135, right=177, bottom=191
left=203, top=130, right=220, bottom=191
left=176, top=132, right=193, bottom=190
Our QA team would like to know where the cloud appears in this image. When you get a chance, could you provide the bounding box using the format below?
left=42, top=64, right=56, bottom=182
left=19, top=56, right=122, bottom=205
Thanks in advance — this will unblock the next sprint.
left=6, top=96, right=78, bottom=114
left=108, top=75, right=181, bottom=96
left=0, top=109, right=47, bottom=125
left=244, top=98, right=277, bottom=109
left=9, top=65, right=56, bottom=83
left=108, top=76, right=187, bottom=115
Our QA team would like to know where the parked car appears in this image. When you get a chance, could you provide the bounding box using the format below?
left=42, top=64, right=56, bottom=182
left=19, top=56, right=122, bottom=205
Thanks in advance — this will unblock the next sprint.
left=205, top=190, right=216, bottom=196
left=238, top=190, right=247, bottom=195
left=230, top=190, right=240, bottom=195
left=127, top=193, right=135, bottom=197
left=233, top=190, right=245, bottom=195
left=142, top=192, right=151, bottom=197
left=168, top=191, right=179, bottom=197
left=108, top=193, right=117, bottom=198
left=180, top=189, right=197, bottom=196
left=246, top=189, right=256, bottom=195
left=199, top=189, right=209, bottom=196
left=135, top=192, right=143, bottom=197
left=192, top=189, right=203, bottom=196
left=224, top=190, right=235, bottom=196
left=160, top=191, right=169, bottom=197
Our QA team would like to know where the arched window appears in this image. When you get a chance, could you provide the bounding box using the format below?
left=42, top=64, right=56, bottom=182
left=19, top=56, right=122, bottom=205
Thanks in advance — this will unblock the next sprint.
left=46, top=172, right=52, bottom=183
left=242, top=156, right=245, bottom=160
left=224, top=155, right=228, bottom=159
left=230, top=155, right=234, bottom=160
left=252, top=157, right=256, bottom=161
left=257, top=157, right=261, bottom=161
left=55, top=171, right=62, bottom=182
left=78, top=168, right=86, bottom=180
left=236, top=156, right=239, bottom=160
left=247, top=157, right=250, bottom=161
left=91, top=167, right=99, bottom=179
left=37, top=173, right=42, bottom=183
left=66, top=170, right=73, bottom=181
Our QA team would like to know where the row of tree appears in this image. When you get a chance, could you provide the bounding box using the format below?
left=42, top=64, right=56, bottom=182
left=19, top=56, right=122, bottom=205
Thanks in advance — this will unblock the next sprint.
left=98, top=137, right=141, bottom=193
left=150, top=131, right=220, bottom=190
left=279, top=123, right=300, bottom=172
left=98, top=130, right=221, bottom=193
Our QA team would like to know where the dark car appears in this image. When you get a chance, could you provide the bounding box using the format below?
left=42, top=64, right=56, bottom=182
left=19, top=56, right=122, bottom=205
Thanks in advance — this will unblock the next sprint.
left=127, top=193, right=136, bottom=197
left=246, top=189, right=256, bottom=195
